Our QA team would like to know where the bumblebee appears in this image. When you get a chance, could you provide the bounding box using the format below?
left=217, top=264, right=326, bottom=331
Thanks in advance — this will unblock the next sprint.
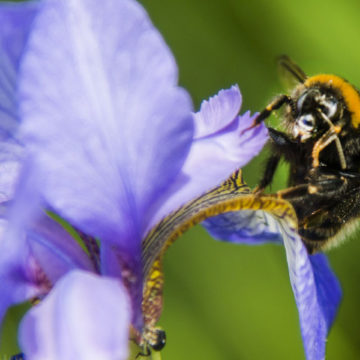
left=254, top=55, right=360, bottom=254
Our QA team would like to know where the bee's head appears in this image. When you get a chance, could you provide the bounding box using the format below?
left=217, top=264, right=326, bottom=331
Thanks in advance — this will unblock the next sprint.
left=292, top=87, right=341, bottom=141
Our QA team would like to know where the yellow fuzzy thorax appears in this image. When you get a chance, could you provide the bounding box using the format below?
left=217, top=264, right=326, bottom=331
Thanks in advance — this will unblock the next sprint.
left=305, top=74, right=360, bottom=128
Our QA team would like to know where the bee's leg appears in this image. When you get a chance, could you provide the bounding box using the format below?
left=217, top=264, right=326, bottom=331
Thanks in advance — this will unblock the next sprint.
left=268, top=127, right=296, bottom=147
left=253, top=95, right=294, bottom=126
left=255, top=154, right=281, bottom=193
left=277, top=169, right=349, bottom=225
left=278, top=171, right=347, bottom=200
left=242, top=94, right=294, bottom=134
left=276, top=168, right=360, bottom=254
left=306, top=166, right=353, bottom=196
left=256, top=127, right=298, bottom=192
left=276, top=183, right=311, bottom=200
left=273, top=182, right=338, bottom=254
left=312, top=124, right=346, bottom=169
left=299, top=187, right=360, bottom=254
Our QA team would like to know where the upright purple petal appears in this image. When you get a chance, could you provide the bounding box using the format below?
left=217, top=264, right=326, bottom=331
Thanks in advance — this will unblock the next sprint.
left=19, top=0, right=193, bottom=250
left=19, top=270, right=131, bottom=360
left=0, top=141, right=23, bottom=201
left=0, top=2, right=40, bottom=203
left=0, top=1, right=40, bottom=141
left=148, top=86, right=268, bottom=228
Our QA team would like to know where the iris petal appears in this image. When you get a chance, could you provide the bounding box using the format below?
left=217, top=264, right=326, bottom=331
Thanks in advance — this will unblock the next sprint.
left=0, top=161, right=94, bottom=324
left=193, top=85, right=242, bottom=139
left=0, top=1, right=40, bottom=141
left=148, top=86, right=268, bottom=228
left=203, top=210, right=283, bottom=244
left=19, top=0, right=193, bottom=250
left=28, top=215, right=96, bottom=284
left=280, top=221, right=341, bottom=360
left=19, top=270, right=131, bottom=360
left=0, top=218, right=39, bottom=326
left=203, top=190, right=341, bottom=360
left=309, top=254, right=341, bottom=329
left=0, top=141, right=23, bottom=201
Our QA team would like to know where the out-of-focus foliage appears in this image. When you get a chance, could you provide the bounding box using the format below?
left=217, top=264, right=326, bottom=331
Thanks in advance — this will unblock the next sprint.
left=1, top=0, right=360, bottom=359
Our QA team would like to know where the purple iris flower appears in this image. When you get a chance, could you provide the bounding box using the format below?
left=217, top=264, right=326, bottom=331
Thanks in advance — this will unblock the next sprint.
left=0, top=0, right=341, bottom=359
left=0, top=0, right=267, bottom=358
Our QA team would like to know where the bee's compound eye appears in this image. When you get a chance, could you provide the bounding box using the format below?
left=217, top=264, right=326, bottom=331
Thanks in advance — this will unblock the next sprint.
left=151, top=329, right=166, bottom=351
left=297, top=91, right=308, bottom=112
left=322, top=97, right=338, bottom=118
left=298, top=114, right=315, bottom=130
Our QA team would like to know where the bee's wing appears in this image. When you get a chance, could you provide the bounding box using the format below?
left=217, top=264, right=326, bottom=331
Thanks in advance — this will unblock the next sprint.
left=277, top=55, right=307, bottom=90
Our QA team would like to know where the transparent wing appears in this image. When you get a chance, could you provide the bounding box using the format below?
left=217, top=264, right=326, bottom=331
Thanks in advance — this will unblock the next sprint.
left=277, top=55, right=307, bottom=90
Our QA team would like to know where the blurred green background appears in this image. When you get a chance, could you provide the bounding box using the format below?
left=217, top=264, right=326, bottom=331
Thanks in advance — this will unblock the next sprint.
left=2, top=0, right=360, bottom=359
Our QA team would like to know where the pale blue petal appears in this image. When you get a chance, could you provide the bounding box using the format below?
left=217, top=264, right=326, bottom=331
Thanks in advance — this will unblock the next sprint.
left=19, top=270, right=131, bottom=360
left=205, top=205, right=341, bottom=359
left=280, top=221, right=341, bottom=360
left=203, top=210, right=282, bottom=244
left=19, top=0, right=193, bottom=251
left=310, top=254, right=341, bottom=330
